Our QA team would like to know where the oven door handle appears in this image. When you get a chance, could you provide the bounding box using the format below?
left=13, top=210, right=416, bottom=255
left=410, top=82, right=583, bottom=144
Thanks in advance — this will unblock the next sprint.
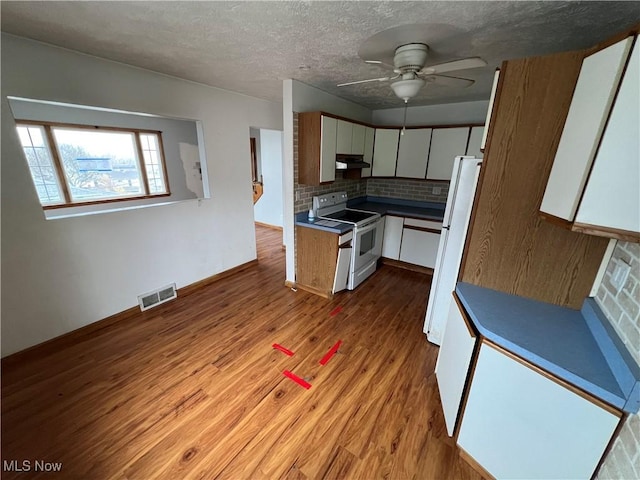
left=357, top=219, right=381, bottom=234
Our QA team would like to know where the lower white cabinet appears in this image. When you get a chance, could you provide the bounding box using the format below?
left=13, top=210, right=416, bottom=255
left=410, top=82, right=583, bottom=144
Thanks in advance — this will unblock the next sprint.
left=399, top=218, right=441, bottom=268
left=332, top=244, right=352, bottom=293
left=457, top=342, right=620, bottom=480
left=435, top=296, right=476, bottom=436
left=381, top=215, right=403, bottom=260
left=382, top=216, right=441, bottom=268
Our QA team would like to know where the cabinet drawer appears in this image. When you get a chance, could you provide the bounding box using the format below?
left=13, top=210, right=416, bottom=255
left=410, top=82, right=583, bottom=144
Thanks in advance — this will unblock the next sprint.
left=339, top=231, right=353, bottom=244
left=403, top=217, right=442, bottom=231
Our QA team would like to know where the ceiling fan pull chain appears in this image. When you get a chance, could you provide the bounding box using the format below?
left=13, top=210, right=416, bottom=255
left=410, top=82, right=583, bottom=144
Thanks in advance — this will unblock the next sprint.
left=401, top=99, right=408, bottom=136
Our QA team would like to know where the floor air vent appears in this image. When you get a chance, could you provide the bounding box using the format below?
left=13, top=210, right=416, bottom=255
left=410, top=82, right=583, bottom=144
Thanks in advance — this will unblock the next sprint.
left=138, top=283, right=177, bottom=311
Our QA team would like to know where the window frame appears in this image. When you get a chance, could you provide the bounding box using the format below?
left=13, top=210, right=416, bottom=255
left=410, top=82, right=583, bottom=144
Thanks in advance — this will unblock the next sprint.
left=16, top=120, right=171, bottom=209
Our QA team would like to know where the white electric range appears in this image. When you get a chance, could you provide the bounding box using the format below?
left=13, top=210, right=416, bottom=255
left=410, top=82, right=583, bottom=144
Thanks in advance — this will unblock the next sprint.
left=312, top=192, right=384, bottom=290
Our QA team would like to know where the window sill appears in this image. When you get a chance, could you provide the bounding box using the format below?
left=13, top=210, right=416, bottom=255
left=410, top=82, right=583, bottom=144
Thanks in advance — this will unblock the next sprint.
left=43, top=195, right=199, bottom=220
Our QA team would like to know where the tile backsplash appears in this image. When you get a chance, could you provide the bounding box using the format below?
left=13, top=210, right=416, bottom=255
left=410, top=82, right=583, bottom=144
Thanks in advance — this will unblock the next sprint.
left=366, top=178, right=449, bottom=203
left=293, top=113, right=448, bottom=214
left=595, top=241, right=640, bottom=480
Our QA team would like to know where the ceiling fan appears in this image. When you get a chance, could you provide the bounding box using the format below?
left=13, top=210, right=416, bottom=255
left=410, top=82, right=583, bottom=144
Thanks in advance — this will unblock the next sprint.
left=338, top=43, right=486, bottom=102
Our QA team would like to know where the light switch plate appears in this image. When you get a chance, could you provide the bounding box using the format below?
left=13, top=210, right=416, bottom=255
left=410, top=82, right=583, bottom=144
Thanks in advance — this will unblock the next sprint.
left=611, top=259, right=631, bottom=293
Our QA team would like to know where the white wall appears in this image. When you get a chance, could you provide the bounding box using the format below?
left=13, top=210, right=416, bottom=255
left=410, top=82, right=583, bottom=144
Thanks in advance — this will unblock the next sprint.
left=372, top=100, right=490, bottom=126
left=292, top=80, right=373, bottom=123
left=1, top=34, right=282, bottom=357
left=253, top=129, right=284, bottom=227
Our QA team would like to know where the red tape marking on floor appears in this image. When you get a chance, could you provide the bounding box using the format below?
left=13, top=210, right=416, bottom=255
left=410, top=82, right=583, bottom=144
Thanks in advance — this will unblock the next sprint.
left=319, top=340, right=342, bottom=366
left=283, top=370, right=312, bottom=389
left=272, top=344, right=294, bottom=356
left=329, top=306, right=342, bottom=316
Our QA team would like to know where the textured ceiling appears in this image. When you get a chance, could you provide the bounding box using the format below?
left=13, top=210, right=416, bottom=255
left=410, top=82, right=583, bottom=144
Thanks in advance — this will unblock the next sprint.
left=1, top=1, right=639, bottom=109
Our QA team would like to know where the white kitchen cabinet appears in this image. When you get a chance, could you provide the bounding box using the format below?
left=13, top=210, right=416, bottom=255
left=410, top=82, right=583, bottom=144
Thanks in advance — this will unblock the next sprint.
left=332, top=244, right=352, bottom=293
left=361, top=126, right=375, bottom=178
left=351, top=123, right=366, bottom=155
left=395, top=128, right=432, bottom=178
left=465, top=126, right=484, bottom=158
left=574, top=38, right=639, bottom=236
left=336, top=119, right=353, bottom=154
left=540, top=35, right=638, bottom=241
left=481, top=69, right=500, bottom=151
left=457, top=341, right=620, bottom=480
left=399, top=226, right=441, bottom=268
left=426, top=127, right=470, bottom=180
left=320, top=116, right=337, bottom=183
left=435, top=296, right=477, bottom=436
left=381, top=215, right=403, bottom=260
left=372, top=128, right=400, bottom=177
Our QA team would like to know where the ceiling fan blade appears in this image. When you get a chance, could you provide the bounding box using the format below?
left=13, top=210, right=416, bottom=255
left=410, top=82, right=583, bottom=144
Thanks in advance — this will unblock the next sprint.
left=424, top=74, right=475, bottom=88
left=421, top=57, right=487, bottom=75
left=364, top=60, right=383, bottom=64
left=337, top=76, right=392, bottom=87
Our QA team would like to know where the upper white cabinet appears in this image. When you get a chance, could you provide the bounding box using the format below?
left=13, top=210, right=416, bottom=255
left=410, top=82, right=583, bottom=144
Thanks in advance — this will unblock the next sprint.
left=540, top=35, right=639, bottom=242
left=372, top=128, right=400, bottom=177
left=337, top=120, right=366, bottom=155
left=396, top=128, right=432, bottom=178
left=336, top=119, right=353, bottom=154
left=458, top=341, right=619, bottom=480
left=320, top=116, right=337, bottom=183
left=426, top=127, right=470, bottom=180
left=351, top=123, right=366, bottom=155
left=466, top=126, right=484, bottom=158
left=361, top=126, right=375, bottom=178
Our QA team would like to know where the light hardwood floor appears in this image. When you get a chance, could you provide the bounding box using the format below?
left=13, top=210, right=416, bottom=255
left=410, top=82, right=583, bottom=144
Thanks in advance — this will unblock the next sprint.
left=1, top=225, right=484, bottom=480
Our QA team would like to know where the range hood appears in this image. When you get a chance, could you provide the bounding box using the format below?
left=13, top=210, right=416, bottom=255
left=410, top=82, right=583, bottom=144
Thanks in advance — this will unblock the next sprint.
left=335, top=154, right=371, bottom=170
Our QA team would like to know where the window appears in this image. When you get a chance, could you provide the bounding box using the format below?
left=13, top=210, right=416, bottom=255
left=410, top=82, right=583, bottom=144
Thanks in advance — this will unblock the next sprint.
left=16, top=122, right=169, bottom=208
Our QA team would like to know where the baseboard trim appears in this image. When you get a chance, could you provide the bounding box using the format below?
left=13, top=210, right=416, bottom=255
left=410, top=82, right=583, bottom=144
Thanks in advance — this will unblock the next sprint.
left=255, top=221, right=283, bottom=232
left=458, top=447, right=495, bottom=480
left=1, top=259, right=259, bottom=368
left=381, top=258, right=434, bottom=276
left=295, top=283, right=332, bottom=299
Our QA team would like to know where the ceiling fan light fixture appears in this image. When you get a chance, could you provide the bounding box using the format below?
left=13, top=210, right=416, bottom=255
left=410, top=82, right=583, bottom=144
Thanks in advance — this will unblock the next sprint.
left=390, top=78, right=425, bottom=101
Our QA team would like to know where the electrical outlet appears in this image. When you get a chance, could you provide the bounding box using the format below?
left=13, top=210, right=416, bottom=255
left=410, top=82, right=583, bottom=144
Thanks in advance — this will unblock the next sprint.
left=611, top=259, right=631, bottom=293
left=295, top=190, right=300, bottom=201
left=433, top=186, right=442, bottom=195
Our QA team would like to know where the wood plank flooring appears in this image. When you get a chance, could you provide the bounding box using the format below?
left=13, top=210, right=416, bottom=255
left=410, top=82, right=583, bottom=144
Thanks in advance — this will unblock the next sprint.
left=1, top=224, right=484, bottom=480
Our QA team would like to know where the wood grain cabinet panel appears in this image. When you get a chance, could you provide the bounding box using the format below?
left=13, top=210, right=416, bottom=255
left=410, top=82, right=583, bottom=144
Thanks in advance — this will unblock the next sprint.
left=295, top=226, right=353, bottom=298
left=298, top=112, right=336, bottom=185
left=461, top=50, right=609, bottom=308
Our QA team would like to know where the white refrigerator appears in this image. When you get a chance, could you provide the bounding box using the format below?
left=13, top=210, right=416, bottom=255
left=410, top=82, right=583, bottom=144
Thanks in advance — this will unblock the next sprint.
left=424, top=156, right=482, bottom=345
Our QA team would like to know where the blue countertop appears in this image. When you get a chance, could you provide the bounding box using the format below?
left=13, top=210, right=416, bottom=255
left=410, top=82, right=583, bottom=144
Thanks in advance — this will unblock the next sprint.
left=349, top=196, right=445, bottom=222
left=295, top=211, right=354, bottom=234
left=455, top=282, right=640, bottom=413
left=295, top=196, right=446, bottom=234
